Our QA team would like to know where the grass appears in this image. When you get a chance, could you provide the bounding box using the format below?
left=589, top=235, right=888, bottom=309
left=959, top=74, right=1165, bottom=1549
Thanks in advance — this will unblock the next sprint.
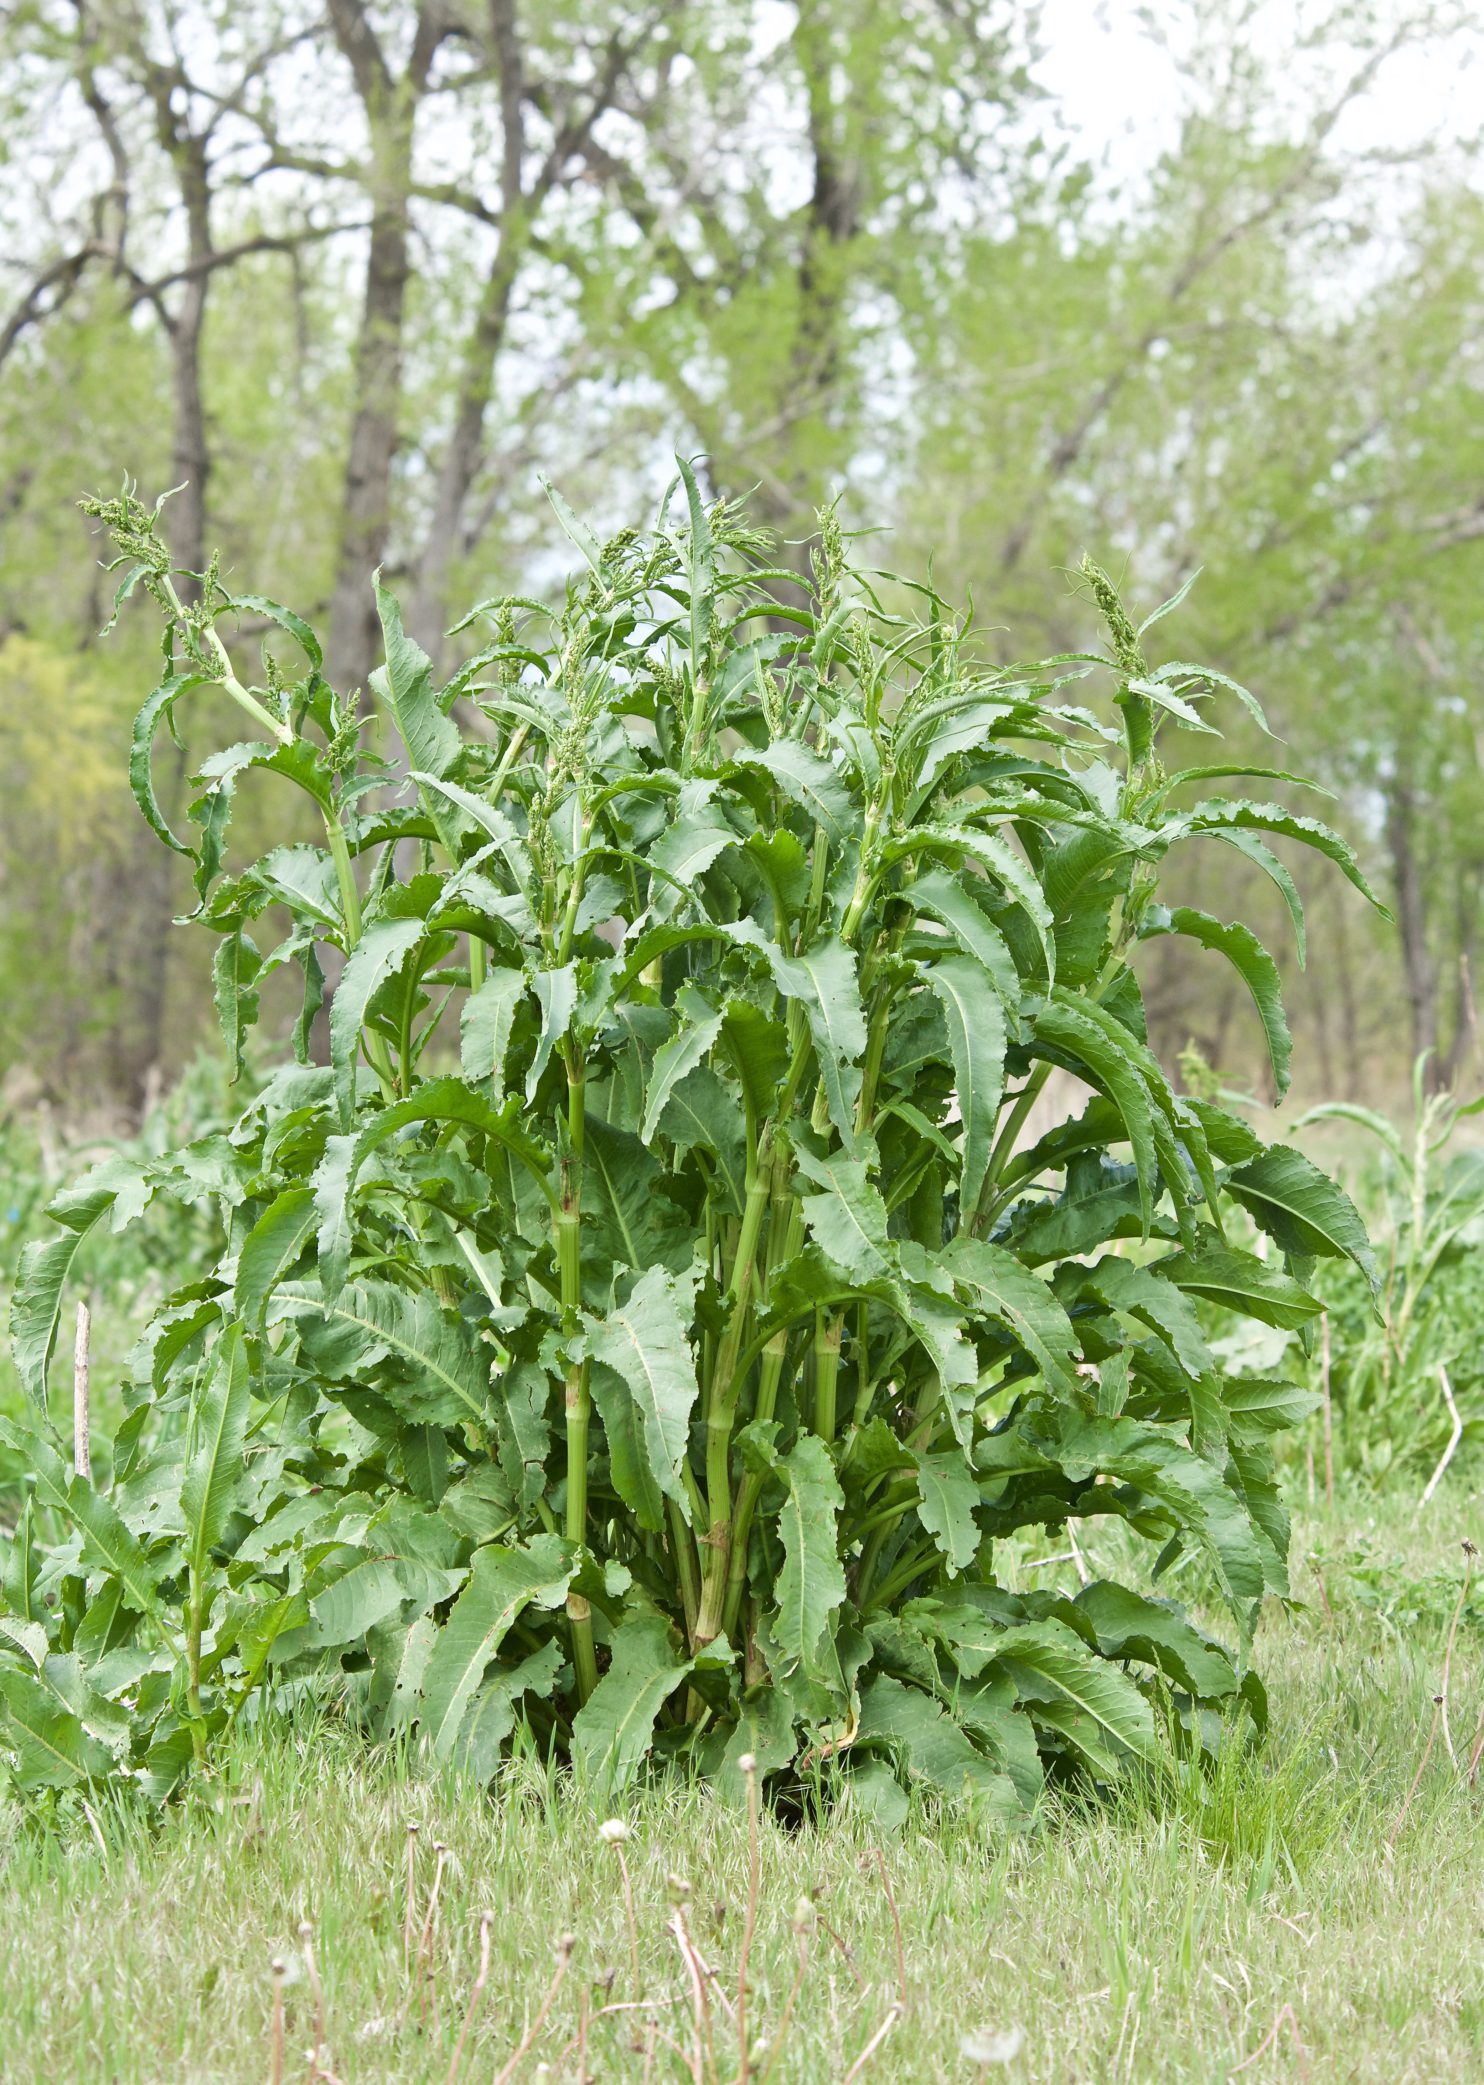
left=2, top=1487, right=1482, bottom=2084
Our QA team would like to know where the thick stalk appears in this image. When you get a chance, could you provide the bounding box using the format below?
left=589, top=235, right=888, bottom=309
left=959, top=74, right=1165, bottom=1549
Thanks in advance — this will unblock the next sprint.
left=694, top=1154, right=772, bottom=1646
left=558, top=1052, right=598, bottom=1701
left=667, top=1495, right=701, bottom=1642
left=324, top=805, right=399, bottom=1100
left=813, top=1311, right=842, bottom=1443
left=163, top=575, right=294, bottom=745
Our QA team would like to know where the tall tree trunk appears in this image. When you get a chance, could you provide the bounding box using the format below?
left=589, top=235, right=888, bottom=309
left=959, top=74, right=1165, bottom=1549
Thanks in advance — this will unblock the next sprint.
left=125, top=106, right=214, bottom=1116
left=325, top=0, right=444, bottom=693
left=1383, top=774, right=1439, bottom=1079
left=327, top=179, right=412, bottom=691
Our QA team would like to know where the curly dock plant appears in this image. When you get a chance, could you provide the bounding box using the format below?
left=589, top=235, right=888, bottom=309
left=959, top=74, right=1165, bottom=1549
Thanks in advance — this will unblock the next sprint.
left=2, top=472, right=1382, bottom=1811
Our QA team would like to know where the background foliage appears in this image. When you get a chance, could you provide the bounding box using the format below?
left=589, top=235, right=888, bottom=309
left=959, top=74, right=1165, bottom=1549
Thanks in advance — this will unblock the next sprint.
left=2, top=0, right=1482, bottom=1111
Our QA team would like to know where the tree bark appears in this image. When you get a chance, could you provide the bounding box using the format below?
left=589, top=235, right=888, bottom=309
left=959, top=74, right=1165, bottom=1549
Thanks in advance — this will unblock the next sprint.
left=325, top=0, right=445, bottom=692
left=1383, top=773, right=1439, bottom=1079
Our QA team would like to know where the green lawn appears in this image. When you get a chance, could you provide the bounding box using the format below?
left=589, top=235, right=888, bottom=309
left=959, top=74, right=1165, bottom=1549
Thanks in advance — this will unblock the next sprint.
left=3, top=1488, right=1481, bottom=2084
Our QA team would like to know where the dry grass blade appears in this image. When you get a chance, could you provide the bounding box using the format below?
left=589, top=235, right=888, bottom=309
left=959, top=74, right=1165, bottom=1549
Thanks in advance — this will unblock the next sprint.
left=600, top=1819, right=642, bottom=1997
left=841, top=2001, right=904, bottom=2084
left=298, top=1921, right=325, bottom=2079
left=756, top=1909, right=812, bottom=2085
left=1419, top=1365, right=1463, bottom=1509
left=414, top=1840, right=449, bottom=2025
left=668, top=1903, right=715, bottom=2085
left=875, top=1848, right=908, bottom=2011
left=737, top=1755, right=760, bottom=2085
left=443, top=1911, right=493, bottom=2085
left=491, top=1931, right=575, bottom=2085
left=268, top=1955, right=287, bottom=2085
left=1228, top=2000, right=1309, bottom=2081
left=1439, top=1538, right=1473, bottom=1768
left=1388, top=1693, right=1443, bottom=1848
left=402, top=1821, right=420, bottom=1979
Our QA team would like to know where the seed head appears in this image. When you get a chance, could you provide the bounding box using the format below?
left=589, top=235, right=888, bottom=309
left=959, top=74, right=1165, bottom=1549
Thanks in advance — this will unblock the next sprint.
left=737, top=1753, right=757, bottom=1776
left=960, top=2023, right=1025, bottom=2065
left=598, top=1818, right=629, bottom=1845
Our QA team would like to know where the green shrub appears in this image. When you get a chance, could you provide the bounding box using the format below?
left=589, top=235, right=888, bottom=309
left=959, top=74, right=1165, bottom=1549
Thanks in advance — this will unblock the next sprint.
left=1297, top=1057, right=1484, bottom=1484
left=1, top=474, right=1381, bottom=1810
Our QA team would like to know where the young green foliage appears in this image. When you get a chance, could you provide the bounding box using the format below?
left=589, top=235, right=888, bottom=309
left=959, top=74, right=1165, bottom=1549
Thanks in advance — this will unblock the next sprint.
left=1, top=473, right=1380, bottom=1808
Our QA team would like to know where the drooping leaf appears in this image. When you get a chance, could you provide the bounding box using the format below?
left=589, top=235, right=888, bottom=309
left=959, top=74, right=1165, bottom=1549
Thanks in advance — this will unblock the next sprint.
left=372, top=580, right=460, bottom=778
left=419, top=1536, right=575, bottom=1757
left=943, top=1238, right=1082, bottom=1400
left=925, top=954, right=1007, bottom=1216
left=856, top=1675, right=1023, bottom=1820
left=767, top=1436, right=847, bottom=1692
left=330, top=916, right=425, bottom=1119
left=572, top=1613, right=694, bottom=1796
left=766, top=937, right=867, bottom=1145
left=460, top=967, right=526, bottom=1095
left=1147, top=908, right=1292, bottom=1098
left=914, top=1452, right=981, bottom=1576
left=182, top=1325, right=252, bottom=1577
left=235, top=1188, right=317, bottom=1327
left=1226, top=1145, right=1377, bottom=1286
left=579, top=1268, right=700, bottom=1528
left=794, top=1149, right=894, bottom=1284
left=990, top=1619, right=1156, bottom=1774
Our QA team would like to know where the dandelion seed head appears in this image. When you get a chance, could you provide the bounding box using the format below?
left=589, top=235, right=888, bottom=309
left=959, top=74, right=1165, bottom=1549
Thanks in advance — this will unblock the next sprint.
left=960, top=2023, right=1025, bottom=2065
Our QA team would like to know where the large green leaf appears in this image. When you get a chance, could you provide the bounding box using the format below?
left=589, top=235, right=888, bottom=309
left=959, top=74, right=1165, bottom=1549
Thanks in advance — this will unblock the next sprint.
left=856, top=1674, right=1022, bottom=1820
left=1075, top=1257, right=1213, bottom=1381
left=914, top=1451, right=981, bottom=1576
left=459, top=966, right=527, bottom=1095
left=301, top=1280, right=494, bottom=1428
left=766, top=937, right=867, bottom=1144
left=990, top=1619, right=1156, bottom=1774
left=909, top=871, right=1022, bottom=1009
left=0, top=1669, right=113, bottom=1790
left=735, top=742, right=853, bottom=848
left=571, top=1613, right=694, bottom=1797
left=768, top=1436, right=847, bottom=1691
left=12, top=1428, right=164, bottom=1619
left=330, top=916, right=426, bottom=1119
left=794, top=1149, right=894, bottom=1284
left=372, top=580, right=460, bottom=778
left=182, top=1325, right=252, bottom=1578
left=1073, top=1582, right=1238, bottom=1700
left=942, top=1238, right=1081, bottom=1400
left=1032, top=998, right=1158, bottom=1231
left=1226, top=1144, right=1377, bottom=1286
left=641, top=989, right=724, bottom=1143
left=8, top=1185, right=116, bottom=1410
left=1158, top=1243, right=1322, bottom=1331
left=886, top=825, right=1055, bottom=985
left=235, top=1188, right=317, bottom=1327
left=1180, top=800, right=1390, bottom=915
left=579, top=1267, right=700, bottom=1528
left=925, top=954, right=1007, bottom=1216
left=459, top=1640, right=565, bottom=1782
left=419, top=1536, right=575, bottom=1757
left=1148, top=908, right=1292, bottom=1098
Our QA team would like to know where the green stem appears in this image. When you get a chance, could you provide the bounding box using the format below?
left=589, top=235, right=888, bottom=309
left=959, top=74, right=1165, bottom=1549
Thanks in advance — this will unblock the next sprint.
left=862, top=1539, right=938, bottom=1614
left=668, top=1496, right=701, bottom=1644
left=324, top=807, right=398, bottom=1100
left=558, top=1054, right=598, bottom=1702
left=813, top=1311, right=842, bottom=1444
left=165, top=576, right=294, bottom=745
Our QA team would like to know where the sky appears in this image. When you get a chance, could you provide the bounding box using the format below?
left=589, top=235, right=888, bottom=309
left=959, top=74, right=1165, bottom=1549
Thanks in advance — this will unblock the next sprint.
left=1036, top=0, right=1482, bottom=195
